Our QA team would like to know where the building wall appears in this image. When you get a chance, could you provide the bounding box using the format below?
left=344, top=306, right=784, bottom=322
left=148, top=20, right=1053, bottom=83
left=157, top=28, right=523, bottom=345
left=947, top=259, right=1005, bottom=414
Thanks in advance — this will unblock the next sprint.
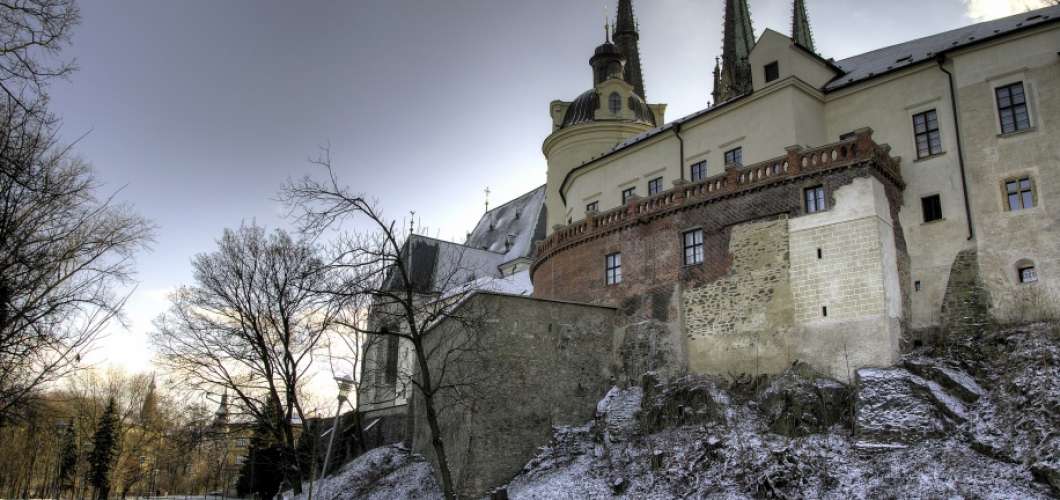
left=410, top=293, right=616, bottom=499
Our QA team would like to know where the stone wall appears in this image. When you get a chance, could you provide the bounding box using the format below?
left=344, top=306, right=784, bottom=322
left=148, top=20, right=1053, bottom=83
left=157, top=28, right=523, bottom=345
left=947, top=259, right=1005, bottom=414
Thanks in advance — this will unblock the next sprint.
left=410, top=293, right=616, bottom=499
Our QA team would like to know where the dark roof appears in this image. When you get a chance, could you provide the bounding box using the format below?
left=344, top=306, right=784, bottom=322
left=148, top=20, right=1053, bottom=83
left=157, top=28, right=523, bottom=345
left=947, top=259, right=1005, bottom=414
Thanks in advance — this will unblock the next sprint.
left=560, top=88, right=657, bottom=129
left=826, top=4, right=1060, bottom=91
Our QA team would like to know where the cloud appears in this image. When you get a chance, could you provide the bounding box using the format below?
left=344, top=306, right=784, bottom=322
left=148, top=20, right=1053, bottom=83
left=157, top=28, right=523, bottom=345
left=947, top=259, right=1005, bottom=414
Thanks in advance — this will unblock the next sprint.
left=964, top=0, right=1051, bottom=21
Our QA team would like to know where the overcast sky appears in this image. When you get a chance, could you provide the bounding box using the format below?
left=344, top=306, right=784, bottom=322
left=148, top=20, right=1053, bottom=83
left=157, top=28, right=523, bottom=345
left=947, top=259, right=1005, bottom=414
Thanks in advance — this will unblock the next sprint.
left=47, top=0, right=1048, bottom=383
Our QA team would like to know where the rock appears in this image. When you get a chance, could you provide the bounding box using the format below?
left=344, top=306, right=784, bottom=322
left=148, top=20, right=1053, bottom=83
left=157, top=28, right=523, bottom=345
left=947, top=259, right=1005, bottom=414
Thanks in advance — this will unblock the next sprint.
left=853, top=367, right=968, bottom=447
left=640, top=373, right=727, bottom=433
left=1031, top=458, right=1060, bottom=495
left=756, top=362, right=851, bottom=437
left=902, top=357, right=984, bottom=403
left=594, top=385, right=643, bottom=445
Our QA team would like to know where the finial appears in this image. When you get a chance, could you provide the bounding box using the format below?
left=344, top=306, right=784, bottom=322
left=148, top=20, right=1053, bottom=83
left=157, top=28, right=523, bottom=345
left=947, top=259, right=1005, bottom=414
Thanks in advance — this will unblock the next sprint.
left=409, top=210, right=415, bottom=235
left=484, top=186, right=491, bottom=213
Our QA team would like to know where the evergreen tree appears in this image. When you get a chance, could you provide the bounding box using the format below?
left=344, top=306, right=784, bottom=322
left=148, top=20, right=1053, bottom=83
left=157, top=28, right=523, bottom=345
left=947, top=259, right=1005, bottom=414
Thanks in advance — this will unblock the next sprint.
left=58, top=422, right=78, bottom=496
left=88, top=398, right=120, bottom=500
left=235, top=402, right=284, bottom=500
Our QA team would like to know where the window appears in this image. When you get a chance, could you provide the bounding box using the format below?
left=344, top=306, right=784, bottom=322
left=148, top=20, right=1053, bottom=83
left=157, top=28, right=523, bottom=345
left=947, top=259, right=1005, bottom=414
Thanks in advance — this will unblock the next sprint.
left=724, top=147, right=742, bottom=166
left=683, top=229, right=704, bottom=266
left=690, top=161, right=707, bottom=182
left=921, top=194, right=943, bottom=222
left=605, top=253, right=622, bottom=285
left=764, top=61, right=779, bottom=83
left=804, top=185, right=826, bottom=213
left=621, top=187, right=636, bottom=204
left=996, top=82, right=1031, bottom=134
left=648, top=177, right=663, bottom=196
left=609, top=92, right=622, bottom=114
left=913, top=109, right=942, bottom=158
left=383, top=332, right=399, bottom=387
left=1005, top=177, right=1035, bottom=211
left=1019, top=266, right=1038, bottom=284
left=586, top=201, right=599, bottom=213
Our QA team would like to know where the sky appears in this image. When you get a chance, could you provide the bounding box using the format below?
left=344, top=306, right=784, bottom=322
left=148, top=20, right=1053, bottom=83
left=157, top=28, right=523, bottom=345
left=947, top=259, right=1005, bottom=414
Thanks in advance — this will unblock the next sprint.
left=46, top=0, right=1049, bottom=391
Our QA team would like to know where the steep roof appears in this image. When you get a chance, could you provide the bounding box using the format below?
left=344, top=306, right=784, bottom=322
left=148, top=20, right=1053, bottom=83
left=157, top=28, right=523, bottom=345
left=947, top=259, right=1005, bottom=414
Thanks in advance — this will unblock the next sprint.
left=826, top=4, right=1060, bottom=91
left=465, top=185, right=547, bottom=263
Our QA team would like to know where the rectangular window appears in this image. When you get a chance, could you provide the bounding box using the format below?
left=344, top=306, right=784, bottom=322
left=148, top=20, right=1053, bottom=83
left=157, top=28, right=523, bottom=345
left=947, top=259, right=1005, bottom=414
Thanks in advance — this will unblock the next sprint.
left=804, top=185, right=826, bottom=213
left=1005, top=177, right=1035, bottom=211
left=921, top=194, right=942, bottom=222
left=648, top=177, right=663, bottom=196
left=912, top=109, right=942, bottom=158
left=1019, top=266, right=1038, bottom=284
left=724, top=147, right=742, bottom=166
left=586, top=201, right=598, bottom=213
left=683, top=229, right=704, bottom=266
left=605, top=252, right=622, bottom=285
left=996, top=82, right=1031, bottom=134
left=764, top=61, right=779, bottom=83
left=384, top=334, right=399, bottom=387
left=621, top=187, right=636, bottom=204
left=690, top=161, right=707, bottom=182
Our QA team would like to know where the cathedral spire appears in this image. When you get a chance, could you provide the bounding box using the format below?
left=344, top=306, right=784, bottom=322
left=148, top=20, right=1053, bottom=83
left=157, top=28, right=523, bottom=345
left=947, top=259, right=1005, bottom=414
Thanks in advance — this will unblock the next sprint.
left=613, top=0, right=646, bottom=99
left=713, top=0, right=755, bottom=103
left=792, top=0, right=815, bottom=52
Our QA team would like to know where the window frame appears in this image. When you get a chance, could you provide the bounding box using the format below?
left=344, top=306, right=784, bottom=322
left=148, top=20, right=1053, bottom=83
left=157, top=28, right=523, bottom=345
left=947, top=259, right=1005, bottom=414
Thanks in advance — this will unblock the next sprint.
left=912, top=109, right=943, bottom=159
left=804, top=185, right=826, bottom=214
left=608, top=92, right=622, bottom=114
left=995, top=82, right=1032, bottom=134
left=921, top=194, right=943, bottom=223
left=648, top=177, right=664, bottom=196
left=621, top=187, right=636, bottom=204
left=764, top=61, right=779, bottom=83
left=1018, top=266, right=1038, bottom=284
left=605, top=252, right=622, bottom=285
left=586, top=201, right=599, bottom=213
left=1004, top=176, right=1036, bottom=211
left=682, top=229, right=705, bottom=266
left=724, top=147, right=742, bottom=167
left=690, top=161, right=707, bottom=182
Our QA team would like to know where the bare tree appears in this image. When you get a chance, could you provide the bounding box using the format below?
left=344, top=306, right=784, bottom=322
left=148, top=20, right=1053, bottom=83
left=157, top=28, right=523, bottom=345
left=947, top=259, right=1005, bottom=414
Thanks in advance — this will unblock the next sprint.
left=282, top=149, right=498, bottom=500
left=0, top=100, right=153, bottom=426
left=0, top=0, right=79, bottom=113
left=151, top=224, right=343, bottom=494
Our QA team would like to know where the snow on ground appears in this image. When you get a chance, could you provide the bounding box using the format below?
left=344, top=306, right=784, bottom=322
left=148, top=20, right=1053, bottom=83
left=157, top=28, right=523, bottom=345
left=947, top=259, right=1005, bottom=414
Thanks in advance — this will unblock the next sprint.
left=282, top=445, right=441, bottom=500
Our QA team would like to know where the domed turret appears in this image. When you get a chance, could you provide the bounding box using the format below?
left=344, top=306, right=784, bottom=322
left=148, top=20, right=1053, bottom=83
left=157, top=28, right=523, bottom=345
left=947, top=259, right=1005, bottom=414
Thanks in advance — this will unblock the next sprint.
left=590, top=41, right=625, bottom=85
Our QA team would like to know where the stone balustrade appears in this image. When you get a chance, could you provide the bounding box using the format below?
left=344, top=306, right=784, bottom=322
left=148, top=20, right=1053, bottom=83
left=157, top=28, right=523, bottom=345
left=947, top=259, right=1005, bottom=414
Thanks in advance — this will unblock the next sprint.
left=533, top=128, right=902, bottom=266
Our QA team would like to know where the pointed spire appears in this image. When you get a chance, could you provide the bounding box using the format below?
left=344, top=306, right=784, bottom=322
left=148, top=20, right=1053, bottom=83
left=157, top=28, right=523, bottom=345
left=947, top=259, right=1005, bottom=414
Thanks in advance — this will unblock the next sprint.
left=613, top=0, right=646, bottom=99
left=714, top=0, right=755, bottom=103
left=792, top=0, right=815, bottom=52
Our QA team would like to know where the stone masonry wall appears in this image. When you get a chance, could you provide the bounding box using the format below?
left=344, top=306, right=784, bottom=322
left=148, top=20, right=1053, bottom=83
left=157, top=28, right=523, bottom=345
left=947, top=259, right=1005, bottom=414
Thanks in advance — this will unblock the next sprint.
left=790, top=217, right=886, bottom=322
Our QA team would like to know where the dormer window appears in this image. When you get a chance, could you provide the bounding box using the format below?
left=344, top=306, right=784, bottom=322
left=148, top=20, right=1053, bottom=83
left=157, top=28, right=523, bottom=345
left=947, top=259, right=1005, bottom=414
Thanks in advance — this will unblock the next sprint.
left=764, top=61, right=779, bottom=83
left=609, top=92, right=622, bottom=114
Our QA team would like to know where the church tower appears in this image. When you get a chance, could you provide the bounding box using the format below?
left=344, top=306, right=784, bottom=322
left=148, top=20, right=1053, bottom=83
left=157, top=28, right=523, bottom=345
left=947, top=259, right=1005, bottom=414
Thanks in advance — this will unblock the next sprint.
left=613, top=0, right=646, bottom=100
left=791, top=0, right=816, bottom=52
left=712, top=0, right=756, bottom=104
left=542, top=14, right=666, bottom=233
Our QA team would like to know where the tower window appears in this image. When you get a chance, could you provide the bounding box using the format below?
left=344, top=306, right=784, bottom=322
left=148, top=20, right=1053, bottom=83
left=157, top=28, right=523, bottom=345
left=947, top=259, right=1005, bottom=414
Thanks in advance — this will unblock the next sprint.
left=586, top=201, right=599, bottom=213
left=690, top=161, right=707, bottom=182
left=383, top=332, right=399, bottom=387
left=648, top=177, right=663, bottom=196
left=724, top=147, right=742, bottom=166
left=913, top=109, right=942, bottom=158
left=996, top=82, right=1031, bottom=134
left=605, top=252, right=622, bottom=285
left=1005, top=177, right=1035, bottom=211
left=1019, top=266, right=1038, bottom=284
left=764, top=61, right=779, bottom=83
left=609, top=92, right=622, bottom=114
left=622, top=187, right=636, bottom=204
left=921, top=194, right=943, bottom=222
left=683, top=229, right=704, bottom=266
left=804, top=185, right=826, bottom=214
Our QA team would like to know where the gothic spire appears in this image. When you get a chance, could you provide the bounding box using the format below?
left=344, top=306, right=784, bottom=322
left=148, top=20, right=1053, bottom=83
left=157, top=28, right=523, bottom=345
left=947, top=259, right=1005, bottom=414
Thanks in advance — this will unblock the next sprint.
left=714, top=0, right=755, bottom=103
left=792, top=0, right=815, bottom=52
left=613, top=0, right=646, bottom=99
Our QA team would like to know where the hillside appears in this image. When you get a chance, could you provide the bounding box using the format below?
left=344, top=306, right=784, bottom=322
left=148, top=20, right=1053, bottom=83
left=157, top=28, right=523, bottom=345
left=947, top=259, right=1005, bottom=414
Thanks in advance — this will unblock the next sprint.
left=300, top=322, right=1059, bottom=499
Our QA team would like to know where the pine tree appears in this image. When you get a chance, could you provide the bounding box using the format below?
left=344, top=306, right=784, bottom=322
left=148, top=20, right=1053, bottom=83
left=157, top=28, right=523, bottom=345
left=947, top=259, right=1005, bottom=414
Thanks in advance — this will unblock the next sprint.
left=58, top=422, right=78, bottom=497
left=88, top=398, right=120, bottom=500
left=235, top=402, right=284, bottom=500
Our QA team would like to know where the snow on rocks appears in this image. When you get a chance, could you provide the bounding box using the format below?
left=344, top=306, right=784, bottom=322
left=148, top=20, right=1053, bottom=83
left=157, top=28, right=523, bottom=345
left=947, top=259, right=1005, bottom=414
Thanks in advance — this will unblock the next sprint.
left=283, top=445, right=441, bottom=500
left=853, top=367, right=971, bottom=448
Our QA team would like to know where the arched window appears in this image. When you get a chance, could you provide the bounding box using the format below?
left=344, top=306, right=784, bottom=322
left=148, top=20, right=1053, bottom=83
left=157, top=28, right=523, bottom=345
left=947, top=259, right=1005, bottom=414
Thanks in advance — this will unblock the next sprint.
left=609, top=92, right=621, bottom=114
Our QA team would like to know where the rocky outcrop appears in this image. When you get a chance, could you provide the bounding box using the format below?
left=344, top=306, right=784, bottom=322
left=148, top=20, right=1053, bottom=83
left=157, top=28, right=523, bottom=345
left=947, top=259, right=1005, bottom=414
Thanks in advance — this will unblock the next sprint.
left=639, top=373, right=727, bottom=433
left=756, top=362, right=850, bottom=437
left=853, top=367, right=971, bottom=448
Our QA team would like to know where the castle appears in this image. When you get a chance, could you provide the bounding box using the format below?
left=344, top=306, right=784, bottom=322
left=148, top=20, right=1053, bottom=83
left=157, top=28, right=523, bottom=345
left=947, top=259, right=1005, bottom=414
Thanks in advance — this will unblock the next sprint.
left=360, top=1, right=1060, bottom=496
